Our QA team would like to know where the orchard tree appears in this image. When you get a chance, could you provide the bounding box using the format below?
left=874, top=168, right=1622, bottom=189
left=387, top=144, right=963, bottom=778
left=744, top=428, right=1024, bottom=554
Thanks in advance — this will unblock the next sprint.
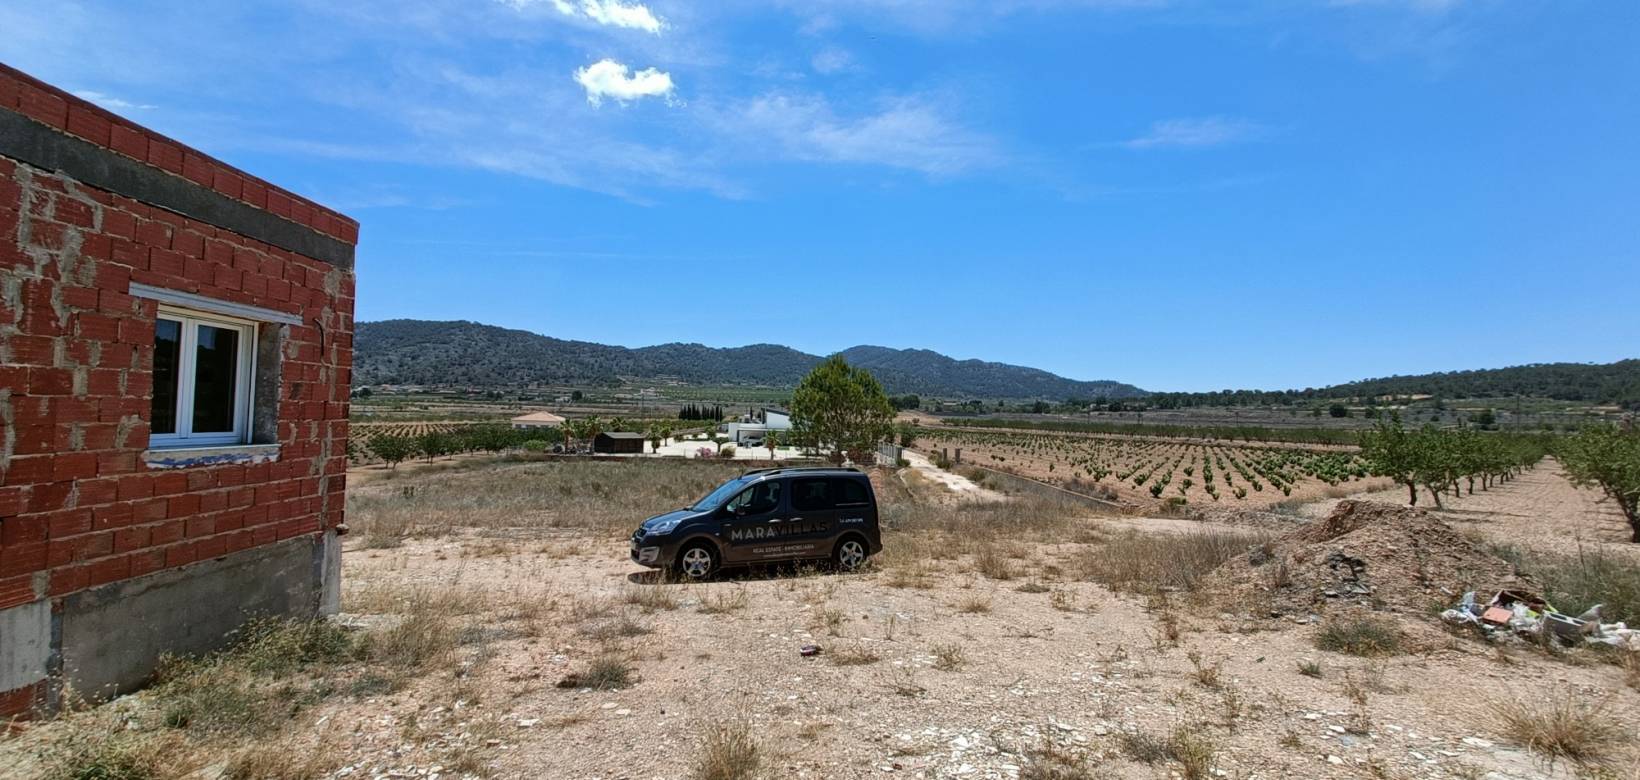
left=1361, top=416, right=1421, bottom=505
left=791, top=355, right=894, bottom=465
left=1558, top=425, right=1640, bottom=542
left=370, top=435, right=418, bottom=469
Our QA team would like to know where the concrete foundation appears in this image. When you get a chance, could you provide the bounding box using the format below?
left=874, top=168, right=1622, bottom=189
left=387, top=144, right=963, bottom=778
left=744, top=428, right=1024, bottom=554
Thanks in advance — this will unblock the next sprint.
left=3, top=530, right=343, bottom=705
left=0, top=600, right=52, bottom=697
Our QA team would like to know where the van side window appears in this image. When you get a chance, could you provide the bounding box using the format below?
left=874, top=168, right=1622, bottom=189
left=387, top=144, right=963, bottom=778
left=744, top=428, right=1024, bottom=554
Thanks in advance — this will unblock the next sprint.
left=728, top=481, right=781, bottom=514
left=791, top=478, right=834, bottom=511
left=833, top=478, right=870, bottom=506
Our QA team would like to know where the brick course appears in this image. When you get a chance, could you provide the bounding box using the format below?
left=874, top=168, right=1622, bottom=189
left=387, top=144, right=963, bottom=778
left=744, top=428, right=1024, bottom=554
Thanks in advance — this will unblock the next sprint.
left=0, top=65, right=357, bottom=717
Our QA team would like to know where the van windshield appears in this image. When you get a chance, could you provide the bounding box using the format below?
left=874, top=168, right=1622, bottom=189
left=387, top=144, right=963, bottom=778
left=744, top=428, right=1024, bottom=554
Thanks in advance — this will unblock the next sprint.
left=690, top=477, right=749, bottom=512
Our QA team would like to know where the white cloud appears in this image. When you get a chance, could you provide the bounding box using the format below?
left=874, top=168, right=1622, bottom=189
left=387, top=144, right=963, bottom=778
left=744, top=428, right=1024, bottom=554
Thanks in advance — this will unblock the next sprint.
left=727, top=93, right=1000, bottom=176
left=580, top=0, right=664, bottom=32
left=810, top=47, right=857, bottom=74
left=1122, top=116, right=1265, bottom=149
left=71, top=89, right=156, bottom=111
left=574, top=58, right=677, bottom=105
left=501, top=0, right=664, bottom=33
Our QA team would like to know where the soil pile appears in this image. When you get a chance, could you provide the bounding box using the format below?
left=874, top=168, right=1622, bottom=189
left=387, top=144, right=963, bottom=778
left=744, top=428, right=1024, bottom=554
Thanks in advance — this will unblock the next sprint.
left=1202, top=500, right=1536, bottom=617
left=1191, top=506, right=1308, bottom=530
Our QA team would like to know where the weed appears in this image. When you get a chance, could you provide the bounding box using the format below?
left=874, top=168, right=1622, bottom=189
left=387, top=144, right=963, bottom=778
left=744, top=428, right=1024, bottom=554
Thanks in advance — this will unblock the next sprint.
left=1315, top=617, right=1403, bottom=658
left=1297, top=660, right=1322, bottom=678
left=956, top=594, right=993, bottom=614
left=622, top=585, right=680, bottom=613
left=829, top=643, right=881, bottom=666
left=692, top=720, right=762, bottom=780
left=699, top=587, right=749, bottom=615
left=931, top=643, right=967, bottom=671
left=1117, top=725, right=1216, bottom=778
left=975, top=546, right=1020, bottom=580
left=1186, top=651, right=1223, bottom=689
left=558, top=654, right=636, bottom=690
left=1492, top=695, right=1628, bottom=768
left=1019, top=735, right=1093, bottom=780
left=1080, top=530, right=1267, bottom=594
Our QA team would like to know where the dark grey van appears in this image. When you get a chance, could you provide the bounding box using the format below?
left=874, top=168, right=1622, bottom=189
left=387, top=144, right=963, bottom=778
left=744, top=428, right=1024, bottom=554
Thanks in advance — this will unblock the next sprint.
left=629, top=467, right=882, bottom=580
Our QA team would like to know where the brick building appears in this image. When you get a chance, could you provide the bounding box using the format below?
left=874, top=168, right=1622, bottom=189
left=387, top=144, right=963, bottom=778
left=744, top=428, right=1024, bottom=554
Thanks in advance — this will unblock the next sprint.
left=0, top=64, right=357, bottom=717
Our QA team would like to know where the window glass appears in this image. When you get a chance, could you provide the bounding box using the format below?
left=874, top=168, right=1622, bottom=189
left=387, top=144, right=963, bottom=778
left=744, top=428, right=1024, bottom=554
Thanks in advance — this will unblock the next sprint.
left=727, top=481, right=781, bottom=514
left=833, top=478, right=869, bottom=506
left=192, top=324, right=240, bottom=433
left=792, top=479, right=834, bottom=511
left=691, top=477, right=747, bottom=511
left=152, top=319, right=181, bottom=435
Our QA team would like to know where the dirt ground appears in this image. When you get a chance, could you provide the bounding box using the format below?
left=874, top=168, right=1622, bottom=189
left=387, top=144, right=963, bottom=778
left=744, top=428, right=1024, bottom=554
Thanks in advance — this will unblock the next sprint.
left=6, top=457, right=1638, bottom=780
left=1293, top=459, right=1639, bottom=563
left=910, top=431, right=1394, bottom=513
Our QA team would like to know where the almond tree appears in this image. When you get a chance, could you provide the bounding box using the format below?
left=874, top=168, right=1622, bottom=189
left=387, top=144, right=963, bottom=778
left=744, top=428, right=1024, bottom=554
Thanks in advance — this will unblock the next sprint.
left=1362, top=416, right=1421, bottom=505
left=1558, top=425, right=1640, bottom=542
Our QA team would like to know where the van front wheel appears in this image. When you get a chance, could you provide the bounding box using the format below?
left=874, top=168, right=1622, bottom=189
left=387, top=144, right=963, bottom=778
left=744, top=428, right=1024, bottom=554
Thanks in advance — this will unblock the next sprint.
left=675, top=544, right=719, bottom=580
left=832, top=538, right=869, bottom=571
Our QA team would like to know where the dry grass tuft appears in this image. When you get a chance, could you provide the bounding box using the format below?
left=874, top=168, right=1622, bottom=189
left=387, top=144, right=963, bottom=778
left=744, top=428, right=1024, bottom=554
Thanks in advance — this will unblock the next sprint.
left=1079, top=529, right=1266, bottom=594
left=1492, top=695, right=1629, bottom=768
left=699, top=586, right=750, bottom=614
left=1020, top=735, right=1094, bottom=780
left=559, top=654, right=637, bottom=690
left=622, top=584, right=681, bottom=613
left=1314, top=617, right=1404, bottom=658
left=828, top=643, right=882, bottom=666
left=691, top=719, right=763, bottom=780
left=931, top=643, right=967, bottom=672
left=956, top=593, right=993, bottom=614
left=1118, top=725, right=1217, bottom=779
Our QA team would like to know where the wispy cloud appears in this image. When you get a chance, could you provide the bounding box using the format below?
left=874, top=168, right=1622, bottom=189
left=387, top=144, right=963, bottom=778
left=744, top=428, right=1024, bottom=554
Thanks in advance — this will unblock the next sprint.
left=502, top=0, right=665, bottom=33
left=811, top=47, right=857, bottom=74
left=725, top=93, right=1001, bottom=176
left=573, top=59, right=677, bottom=106
left=1122, top=116, right=1266, bottom=149
left=71, top=89, right=157, bottom=111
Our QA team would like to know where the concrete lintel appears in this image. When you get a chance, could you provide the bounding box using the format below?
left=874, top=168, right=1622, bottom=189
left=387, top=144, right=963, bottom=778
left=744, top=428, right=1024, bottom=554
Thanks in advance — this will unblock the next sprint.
left=142, top=443, right=281, bottom=470
left=0, top=107, right=354, bottom=269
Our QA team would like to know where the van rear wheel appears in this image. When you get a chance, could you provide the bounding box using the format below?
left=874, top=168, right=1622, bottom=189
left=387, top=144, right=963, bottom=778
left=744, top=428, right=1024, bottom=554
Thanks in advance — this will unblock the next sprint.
left=833, top=538, right=869, bottom=571
left=675, top=543, right=719, bottom=580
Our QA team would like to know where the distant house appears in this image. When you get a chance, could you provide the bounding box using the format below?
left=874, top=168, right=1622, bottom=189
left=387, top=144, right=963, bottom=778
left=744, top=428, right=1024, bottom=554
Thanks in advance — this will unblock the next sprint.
left=511, top=411, right=566, bottom=430
left=593, top=431, right=646, bottom=454
left=723, top=407, right=795, bottom=444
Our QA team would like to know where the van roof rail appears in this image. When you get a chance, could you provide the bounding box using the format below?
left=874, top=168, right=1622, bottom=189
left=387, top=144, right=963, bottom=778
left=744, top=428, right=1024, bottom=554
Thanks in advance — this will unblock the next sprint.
left=739, top=466, right=860, bottom=477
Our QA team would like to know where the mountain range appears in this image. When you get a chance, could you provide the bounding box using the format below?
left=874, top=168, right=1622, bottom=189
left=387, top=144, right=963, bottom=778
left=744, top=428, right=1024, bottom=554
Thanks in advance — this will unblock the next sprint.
left=352, top=320, right=1145, bottom=400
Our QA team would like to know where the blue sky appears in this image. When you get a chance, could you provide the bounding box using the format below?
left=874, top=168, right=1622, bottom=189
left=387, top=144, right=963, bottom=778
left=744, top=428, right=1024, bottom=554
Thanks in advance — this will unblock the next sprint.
left=3, top=1, right=1636, bottom=392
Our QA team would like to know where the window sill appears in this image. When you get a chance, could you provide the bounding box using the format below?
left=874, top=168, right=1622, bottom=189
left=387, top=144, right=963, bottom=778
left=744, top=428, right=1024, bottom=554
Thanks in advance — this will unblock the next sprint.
left=142, top=443, right=282, bottom=470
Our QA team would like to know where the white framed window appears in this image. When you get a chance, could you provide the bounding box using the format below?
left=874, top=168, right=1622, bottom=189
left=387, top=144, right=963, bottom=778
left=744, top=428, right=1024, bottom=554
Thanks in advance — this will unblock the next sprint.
left=150, top=306, right=256, bottom=448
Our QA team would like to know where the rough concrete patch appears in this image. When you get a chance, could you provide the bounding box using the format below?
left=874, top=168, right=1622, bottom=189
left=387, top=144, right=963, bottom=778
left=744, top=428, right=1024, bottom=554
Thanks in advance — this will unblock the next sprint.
left=0, top=599, right=51, bottom=691
left=59, top=532, right=324, bottom=700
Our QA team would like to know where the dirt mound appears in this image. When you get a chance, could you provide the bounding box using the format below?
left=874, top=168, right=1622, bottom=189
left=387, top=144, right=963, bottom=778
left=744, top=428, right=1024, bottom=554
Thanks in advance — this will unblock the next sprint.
left=1191, top=506, right=1308, bottom=530
left=1202, top=500, right=1536, bottom=617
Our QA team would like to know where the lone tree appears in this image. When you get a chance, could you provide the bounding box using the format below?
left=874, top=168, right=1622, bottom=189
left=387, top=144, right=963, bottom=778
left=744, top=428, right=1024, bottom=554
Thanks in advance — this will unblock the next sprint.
left=1558, top=425, right=1640, bottom=542
left=790, top=355, right=894, bottom=465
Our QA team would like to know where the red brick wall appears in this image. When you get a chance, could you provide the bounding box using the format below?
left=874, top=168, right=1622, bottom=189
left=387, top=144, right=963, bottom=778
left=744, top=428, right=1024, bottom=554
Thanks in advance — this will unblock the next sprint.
left=0, top=65, right=357, bottom=716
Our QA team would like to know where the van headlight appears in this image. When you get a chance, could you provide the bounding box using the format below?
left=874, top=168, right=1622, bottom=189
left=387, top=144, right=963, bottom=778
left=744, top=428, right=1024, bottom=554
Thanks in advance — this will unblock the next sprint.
left=649, top=517, right=683, bottom=534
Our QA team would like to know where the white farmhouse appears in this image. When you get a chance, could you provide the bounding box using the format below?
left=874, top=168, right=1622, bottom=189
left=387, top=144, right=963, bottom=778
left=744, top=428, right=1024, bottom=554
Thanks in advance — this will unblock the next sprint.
left=511, top=411, right=567, bottom=430
left=722, top=407, right=793, bottom=444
